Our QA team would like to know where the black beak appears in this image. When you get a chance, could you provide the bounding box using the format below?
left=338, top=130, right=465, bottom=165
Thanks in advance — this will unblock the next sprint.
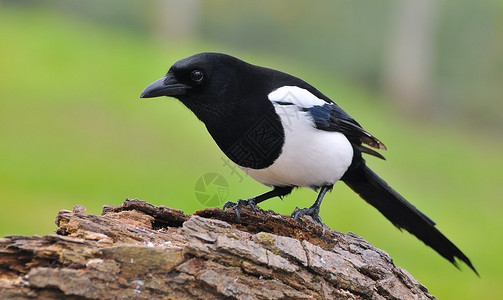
left=140, top=74, right=190, bottom=98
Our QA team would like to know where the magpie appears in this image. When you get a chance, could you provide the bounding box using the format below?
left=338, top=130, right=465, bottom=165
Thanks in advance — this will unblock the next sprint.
left=141, top=52, right=477, bottom=274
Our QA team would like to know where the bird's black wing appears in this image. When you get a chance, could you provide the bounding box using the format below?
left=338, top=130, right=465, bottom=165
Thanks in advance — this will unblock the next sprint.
left=302, top=103, right=387, bottom=159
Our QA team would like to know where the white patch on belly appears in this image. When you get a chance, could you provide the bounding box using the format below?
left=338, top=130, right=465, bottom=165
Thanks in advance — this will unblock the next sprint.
left=239, top=103, right=354, bottom=188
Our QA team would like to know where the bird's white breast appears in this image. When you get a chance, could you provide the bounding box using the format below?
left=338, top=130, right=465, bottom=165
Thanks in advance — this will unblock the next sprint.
left=239, top=86, right=354, bottom=188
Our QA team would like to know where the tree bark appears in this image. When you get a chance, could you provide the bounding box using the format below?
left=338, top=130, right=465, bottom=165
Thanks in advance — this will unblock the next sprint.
left=0, top=199, right=434, bottom=299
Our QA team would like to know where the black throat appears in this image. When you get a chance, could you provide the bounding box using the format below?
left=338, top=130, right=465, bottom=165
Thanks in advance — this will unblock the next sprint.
left=203, top=95, right=285, bottom=170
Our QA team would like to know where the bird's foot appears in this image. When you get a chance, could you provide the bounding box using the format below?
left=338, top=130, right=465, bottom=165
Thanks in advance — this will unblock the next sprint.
left=290, top=206, right=323, bottom=224
left=223, top=198, right=257, bottom=220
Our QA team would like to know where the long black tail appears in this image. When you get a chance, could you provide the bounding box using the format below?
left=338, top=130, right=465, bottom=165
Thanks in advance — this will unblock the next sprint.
left=342, top=164, right=478, bottom=275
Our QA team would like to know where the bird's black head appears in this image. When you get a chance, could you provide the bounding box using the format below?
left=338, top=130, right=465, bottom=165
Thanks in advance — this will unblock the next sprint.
left=140, top=52, right=289, bottom=168
left=141, top=52, right=252, bottom=123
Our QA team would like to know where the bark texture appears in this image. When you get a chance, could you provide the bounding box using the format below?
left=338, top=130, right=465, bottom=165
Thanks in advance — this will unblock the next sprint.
left=0, top=199, right=434, bottom=299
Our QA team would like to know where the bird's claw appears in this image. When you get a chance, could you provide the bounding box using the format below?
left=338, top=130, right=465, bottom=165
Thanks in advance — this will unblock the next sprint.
left=290, top=206, right=323, bottom=224
left=223, top=198, right=257, bottom=220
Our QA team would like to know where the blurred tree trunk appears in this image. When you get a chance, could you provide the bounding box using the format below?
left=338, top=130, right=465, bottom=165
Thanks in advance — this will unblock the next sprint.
left=149, top=0, right=200, bottom=41
left=383, top=0, right=438, bottom=114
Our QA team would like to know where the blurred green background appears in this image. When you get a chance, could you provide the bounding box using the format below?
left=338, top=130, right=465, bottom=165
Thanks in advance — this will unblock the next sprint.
left=1, top=1, right=502, bottom=299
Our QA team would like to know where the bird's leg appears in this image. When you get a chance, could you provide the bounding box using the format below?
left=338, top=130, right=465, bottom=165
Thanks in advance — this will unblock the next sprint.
left=223, top=186, right=293, bottom=220
left=291, top=185, right=333, bottom=224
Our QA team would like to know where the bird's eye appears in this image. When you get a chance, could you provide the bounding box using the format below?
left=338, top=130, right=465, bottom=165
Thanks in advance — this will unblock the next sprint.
left=190, top=70, right=204, bottom=83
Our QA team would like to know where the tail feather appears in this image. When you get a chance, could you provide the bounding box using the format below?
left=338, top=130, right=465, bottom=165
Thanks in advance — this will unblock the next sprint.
left=342, top=165, right=478, bottom=275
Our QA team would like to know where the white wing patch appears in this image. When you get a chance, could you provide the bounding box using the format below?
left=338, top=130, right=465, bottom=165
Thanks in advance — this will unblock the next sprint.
left=268, top=86, right=326, bottom=108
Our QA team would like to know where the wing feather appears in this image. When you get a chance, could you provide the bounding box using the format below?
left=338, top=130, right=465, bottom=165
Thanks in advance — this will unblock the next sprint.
left=302, top=104, right=387, bottom=157
left=269, top=86, right=386, bottom=159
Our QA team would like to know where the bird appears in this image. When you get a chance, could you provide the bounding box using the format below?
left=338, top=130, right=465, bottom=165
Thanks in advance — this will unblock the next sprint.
left=140, top=52, right=477, bottom=274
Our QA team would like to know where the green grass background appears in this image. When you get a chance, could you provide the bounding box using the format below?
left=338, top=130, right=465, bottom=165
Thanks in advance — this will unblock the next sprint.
left=1, top=8, right=502, bottom=299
